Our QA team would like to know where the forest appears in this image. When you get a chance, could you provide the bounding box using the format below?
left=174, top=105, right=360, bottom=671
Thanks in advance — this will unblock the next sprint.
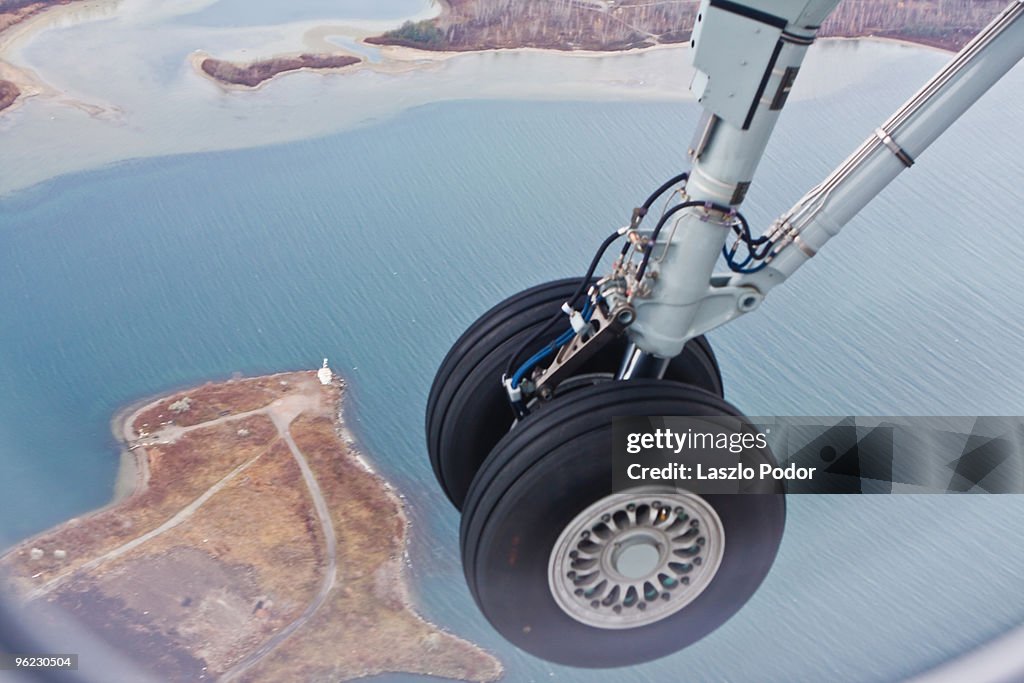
left=370, top=0, right=1008, bottom=52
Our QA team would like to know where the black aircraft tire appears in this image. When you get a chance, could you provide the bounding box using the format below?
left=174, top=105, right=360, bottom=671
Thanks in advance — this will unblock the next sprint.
left=459, top=380, right=785, bottom=667
left=426, top=278, right=723, bottom=510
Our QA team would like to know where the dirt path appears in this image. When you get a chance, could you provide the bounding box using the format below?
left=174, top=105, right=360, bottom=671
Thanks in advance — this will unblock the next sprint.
left=219, top=408, right=339, bottom=682
left=134, top=390, right=319, bottom=447
left=24, top=439, right=278, bottom=601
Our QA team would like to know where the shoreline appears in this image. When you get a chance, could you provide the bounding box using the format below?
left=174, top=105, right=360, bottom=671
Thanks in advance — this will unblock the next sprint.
left=330, top=383, right=501, bottom=677
left=0, top=0, right=976, bottom=195
left=109, top=394, right=154, bottom=502
left=365, top=29, right=959, bottom=58
left=106, top=370, right=310, bottom=508
left=182, top=29, right=957, bottom=96
left=0, top=0, right=967, bottom=95
left=0, top=376, right=262, bottom=557
left=822, top=33, right=954, bottom=55
left=0, top=391, right=160, bottom=556
left=0, top=0, right=115, bottom=107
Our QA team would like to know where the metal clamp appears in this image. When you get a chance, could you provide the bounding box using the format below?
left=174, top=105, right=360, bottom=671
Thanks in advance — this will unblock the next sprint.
left=875, top=127, right=915, bottom=167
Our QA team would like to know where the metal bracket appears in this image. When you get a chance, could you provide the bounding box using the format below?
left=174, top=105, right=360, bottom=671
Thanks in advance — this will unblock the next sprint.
left=527, top=294, right=635, bottom=401
left=688, top=280, right=765, bottom=331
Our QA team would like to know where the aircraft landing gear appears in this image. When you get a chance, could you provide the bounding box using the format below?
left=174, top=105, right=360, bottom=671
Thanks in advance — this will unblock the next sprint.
left=422, top=0, right=1024, bottom=664
left=426, top=276, right=783, bottom=665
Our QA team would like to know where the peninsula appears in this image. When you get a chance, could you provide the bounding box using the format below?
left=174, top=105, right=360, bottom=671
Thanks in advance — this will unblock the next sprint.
left=0, top=371, right=502, bottom=682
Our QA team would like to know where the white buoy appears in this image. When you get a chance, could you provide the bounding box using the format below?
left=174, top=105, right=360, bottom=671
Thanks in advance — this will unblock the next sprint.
left=317, top=358, right=333, bottom=385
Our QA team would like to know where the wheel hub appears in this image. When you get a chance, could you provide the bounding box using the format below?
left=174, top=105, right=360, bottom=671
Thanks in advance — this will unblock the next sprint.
left=548, top=490, right=724, bottom=629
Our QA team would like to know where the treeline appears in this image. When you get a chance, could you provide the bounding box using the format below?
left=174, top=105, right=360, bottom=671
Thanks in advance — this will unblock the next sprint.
left=370, top=0, right=685, bottom=51
left=370, top=0, right=1007, bottom=52
left=822, top=0, right=1005, bottom=48
left=384, top=19, right=447, bottom=47
left=823, top=0, right=1004, bottom=35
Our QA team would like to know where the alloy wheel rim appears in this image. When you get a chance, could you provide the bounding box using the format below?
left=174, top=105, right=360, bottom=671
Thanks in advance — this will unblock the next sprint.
left=547, top=489, right=724, bottom=629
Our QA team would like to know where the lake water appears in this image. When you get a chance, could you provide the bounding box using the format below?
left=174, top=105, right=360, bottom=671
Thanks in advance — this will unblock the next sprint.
left=1, top=29, right=1024, bottom=683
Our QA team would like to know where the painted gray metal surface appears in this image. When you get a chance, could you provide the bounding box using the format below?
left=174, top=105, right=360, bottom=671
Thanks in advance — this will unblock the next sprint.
left=629, top=0, right=841, bottom=358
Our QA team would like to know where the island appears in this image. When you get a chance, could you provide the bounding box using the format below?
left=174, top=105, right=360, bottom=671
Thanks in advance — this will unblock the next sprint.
left=368, top=0, right=1007, bottom=53
left=199, top=54, right=362, bottom=88
left=0, top=371, right=503, bottom=682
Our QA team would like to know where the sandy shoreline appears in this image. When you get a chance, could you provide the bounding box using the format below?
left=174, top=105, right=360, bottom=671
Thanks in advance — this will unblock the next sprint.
left=823, top=33, right=954, bottom=55
left=185, top=27, right=956, bottom=95
left=0, top=388, right=172, bottom=557
left=0, top=0, right=116, bottom=92
left=108, top=392, right=161, bottom=501
left=108, top=372, right=295, bottom=506
left=0, top=373, right=276, bottom=557
left=0, top=392, right=160, bottom=556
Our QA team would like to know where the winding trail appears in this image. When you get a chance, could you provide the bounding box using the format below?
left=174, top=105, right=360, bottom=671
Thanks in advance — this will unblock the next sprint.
left=219, top=408, right=338, bottom=682
left=24, top=439, right=277, bottom=601
left=134, top=405, right=268, bottom=446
